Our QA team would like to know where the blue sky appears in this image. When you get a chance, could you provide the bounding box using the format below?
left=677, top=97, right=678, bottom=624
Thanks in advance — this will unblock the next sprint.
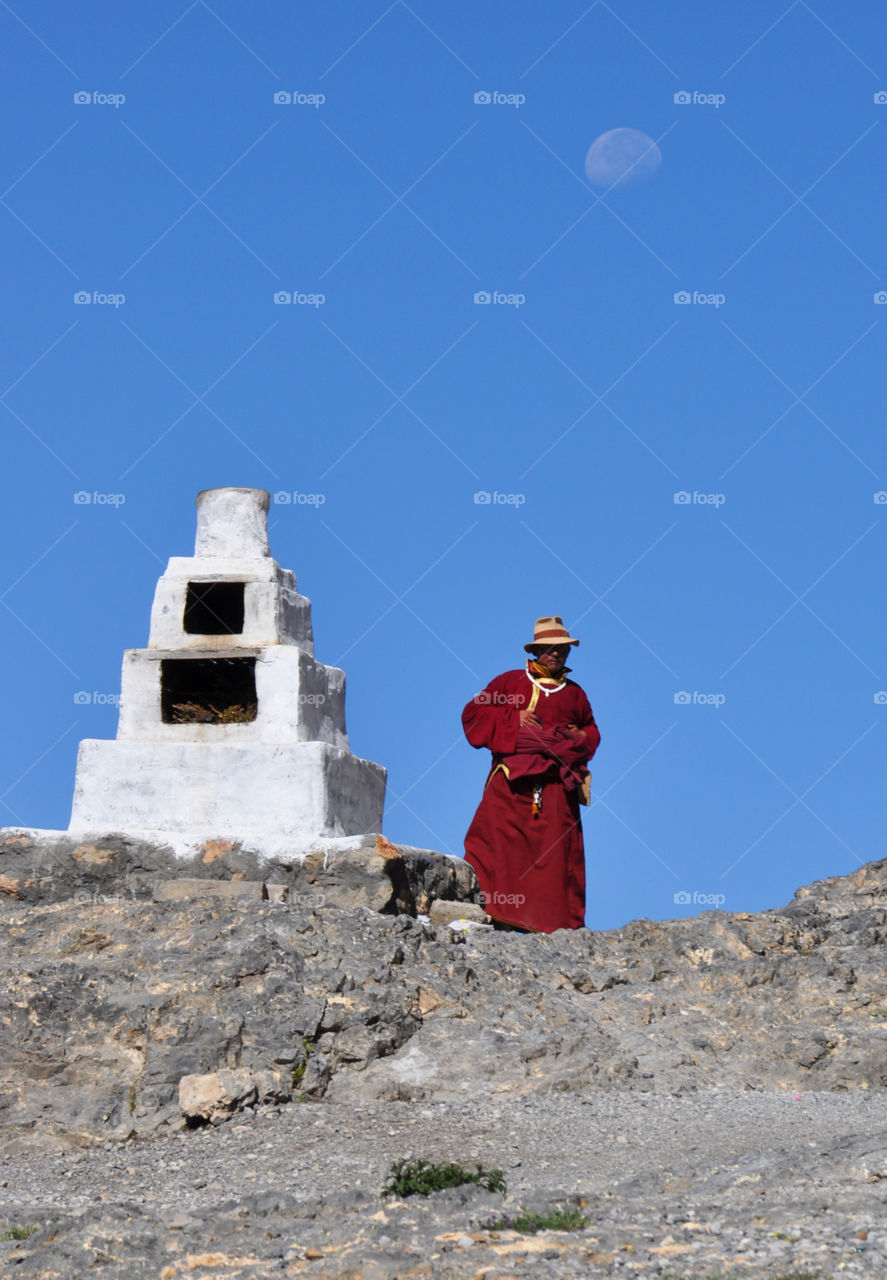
left=1, top=1, right=884, bottom=930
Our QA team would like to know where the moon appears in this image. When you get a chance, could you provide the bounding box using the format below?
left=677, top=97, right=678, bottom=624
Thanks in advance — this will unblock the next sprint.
left=584, top=128, right=661, bottom=190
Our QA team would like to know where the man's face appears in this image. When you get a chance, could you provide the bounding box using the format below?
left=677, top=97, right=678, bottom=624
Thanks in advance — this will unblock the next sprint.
left=533, top=644, right=570, bottom=674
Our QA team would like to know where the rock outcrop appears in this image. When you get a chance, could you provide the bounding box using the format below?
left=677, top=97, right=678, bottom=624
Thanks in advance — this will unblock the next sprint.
left=0, top=827, right=884, bottom=1159
left=0, top=828, right=478, bottom=915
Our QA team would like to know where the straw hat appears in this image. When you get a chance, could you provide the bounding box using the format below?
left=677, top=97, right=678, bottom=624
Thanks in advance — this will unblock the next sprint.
left=524, top=616, right=580, bottom=652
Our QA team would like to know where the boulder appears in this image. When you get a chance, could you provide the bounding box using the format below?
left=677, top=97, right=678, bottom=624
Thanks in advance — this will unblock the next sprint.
left=428, top=900, right=490, bottom=927
left=178, top=1070, right=258, bottom=1124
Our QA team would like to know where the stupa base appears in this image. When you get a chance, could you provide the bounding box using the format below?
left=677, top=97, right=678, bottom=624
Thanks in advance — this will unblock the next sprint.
left=70, top=738, right=386, bottom=849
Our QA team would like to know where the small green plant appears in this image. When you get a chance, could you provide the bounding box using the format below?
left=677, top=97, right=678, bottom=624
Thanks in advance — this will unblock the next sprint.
left=381, top=1159, right=506, bottom=1198
left=128, top=1084, right=137, bottom=1114
left=772, top=1272, right=822, bottom=1280
left=480, top=1208, right=587, bottom=1234
left=0, top=1225, right=38, bottom=1241
left=291, top=1037, right=315, bottom=1089
left=868, top=1007, right=887, bottom=1018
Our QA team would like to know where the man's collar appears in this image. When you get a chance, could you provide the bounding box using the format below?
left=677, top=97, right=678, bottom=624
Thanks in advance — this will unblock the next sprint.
left=527, top=657, right=571, bottom=681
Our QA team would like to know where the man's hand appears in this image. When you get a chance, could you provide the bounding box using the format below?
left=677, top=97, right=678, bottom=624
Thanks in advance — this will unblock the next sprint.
left=567, top=723, right=587, bottom=740
left=519, top=709, right=542, bottom=728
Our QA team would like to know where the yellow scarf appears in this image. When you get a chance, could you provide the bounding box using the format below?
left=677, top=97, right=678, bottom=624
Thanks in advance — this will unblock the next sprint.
left=527, top=658, right=570, bottom=687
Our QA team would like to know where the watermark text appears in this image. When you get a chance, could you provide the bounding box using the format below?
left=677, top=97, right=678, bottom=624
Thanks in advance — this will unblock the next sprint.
left=674, top=690, right=725, bottom=707
left=674, top=490, right=725, bottom=507
left=674, top=890, right=726, bottom=906
left=675, top=290, right=725, bottom=307
left=474, top=90, right=525, bottom=108
left=674, top=91, right=725, bottom=107
left=273, top=491, right=325, bottom=506
left=474, top=490, right=525, bottom=506
left=74, top=491, right=126, bottom=506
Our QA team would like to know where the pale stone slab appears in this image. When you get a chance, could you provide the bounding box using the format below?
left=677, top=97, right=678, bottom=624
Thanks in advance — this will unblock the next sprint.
left=152, top=878, right=264, bottom=902
left=428, top=899, right=491, bottom=927
left=70, top=740, right=386, bottom=840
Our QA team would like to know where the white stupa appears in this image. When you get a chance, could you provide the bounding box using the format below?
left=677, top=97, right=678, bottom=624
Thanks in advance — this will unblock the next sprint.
left=68, top=487, right=386, bottom=853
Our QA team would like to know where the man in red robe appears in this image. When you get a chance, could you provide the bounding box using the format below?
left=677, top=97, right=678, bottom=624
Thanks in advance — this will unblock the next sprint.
left=462, top=616, right=601, bottom=932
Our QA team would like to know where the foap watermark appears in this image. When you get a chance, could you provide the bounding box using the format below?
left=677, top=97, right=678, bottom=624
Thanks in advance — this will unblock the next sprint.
left=75, top=290, right=125, bottom=307
left=73, top=491, right=126, bottom=506
left=74, top=691, right=121, bottom=707
left=474, top=90, right=525, bottom=108
left=274, top=290, right=325, bottom=307
left=873, top=490, right=887, bottom=504
left=674, top=690, right=725, bottom=707
left=274, top=90, right=325, bottom=107
left=473, top=690, right=522, bottom=706
left=474, top=290, right=525, bottom=308
left=74, top=90, right=125, bottom=108
left=674, top=290, right=725, bottom=308
left=674, top=889, right=726, bottom=907
left=278, top=891, right=326, bottom=907
left=297, top=693, right=326, bottom=706
left=674, top=90, right=725, bottom=108
left=480, top=891, right=526, bottom=908
left=874, top=91, right=887, bottom=104
left=873, top=292, right=887, bottom=305
left=75, top=889, right=137, bottom=905
left=474, top=490, right=525, bottom=506
left=280, top=890, right=325, bottom=911
left=874, top=691, right=887, bottom=705
left=273, top=491, right=325, bottom=506
left=674, top=490, right=725, bottom=507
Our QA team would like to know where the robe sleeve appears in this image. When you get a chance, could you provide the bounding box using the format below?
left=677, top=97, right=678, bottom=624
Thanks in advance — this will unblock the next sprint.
left=462, top=674, right=520, bottom=756
left=572, top=688, right=601, bottom=762
left=515, top=724, right=590, bottom=769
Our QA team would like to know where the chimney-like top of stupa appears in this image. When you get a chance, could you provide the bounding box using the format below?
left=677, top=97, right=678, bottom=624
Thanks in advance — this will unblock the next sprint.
left=194, top=488, right=271, bottom=560
left=145, top=486, right=313, bottom=655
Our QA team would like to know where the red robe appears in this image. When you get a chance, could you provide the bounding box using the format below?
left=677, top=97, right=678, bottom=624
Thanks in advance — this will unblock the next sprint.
left=462, top=667, right=600, bottom=932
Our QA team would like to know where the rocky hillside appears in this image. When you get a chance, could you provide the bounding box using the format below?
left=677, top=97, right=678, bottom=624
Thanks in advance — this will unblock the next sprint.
left=0, top=829, right=884, bottom=1157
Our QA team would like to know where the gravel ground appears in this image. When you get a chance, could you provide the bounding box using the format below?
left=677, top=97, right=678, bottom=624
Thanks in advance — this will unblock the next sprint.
left=1, top=1090, right=885, bottom=1277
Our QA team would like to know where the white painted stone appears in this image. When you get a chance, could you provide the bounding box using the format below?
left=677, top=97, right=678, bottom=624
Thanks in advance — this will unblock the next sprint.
left=70, top=740, right=385, bottom=839
left=5, top=824, right=388, bottom=866
left=116, top=647, right=347, bottom=746
left=67, top=487, right=386, bottom=851
left=194, top=487, right=270, bottom=559
left=148, top=561, right=314, bottom=654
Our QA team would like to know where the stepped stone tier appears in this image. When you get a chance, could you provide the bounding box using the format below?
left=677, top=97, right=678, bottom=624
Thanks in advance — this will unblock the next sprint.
left=66, top=487, right=387, bottom=855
